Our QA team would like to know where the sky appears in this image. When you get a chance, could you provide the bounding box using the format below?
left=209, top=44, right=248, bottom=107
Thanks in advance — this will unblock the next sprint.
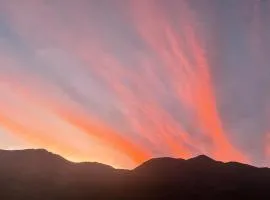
left=0, top=0, right=270, bottom=169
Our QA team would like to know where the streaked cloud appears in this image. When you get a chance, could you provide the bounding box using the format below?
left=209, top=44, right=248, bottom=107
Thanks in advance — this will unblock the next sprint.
left=0, top=0, right=269, bottom=168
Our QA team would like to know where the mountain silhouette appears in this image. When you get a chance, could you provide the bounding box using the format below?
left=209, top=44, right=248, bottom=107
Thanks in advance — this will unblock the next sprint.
left=0, top=149, right=270, bottom=200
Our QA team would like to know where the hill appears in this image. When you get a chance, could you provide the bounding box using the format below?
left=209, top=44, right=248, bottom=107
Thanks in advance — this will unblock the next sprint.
left=0, top=149, right=269, bottom=199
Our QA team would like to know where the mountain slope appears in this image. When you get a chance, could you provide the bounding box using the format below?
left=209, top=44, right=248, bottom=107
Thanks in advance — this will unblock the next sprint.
left=0, top=149, right=269, bottom=200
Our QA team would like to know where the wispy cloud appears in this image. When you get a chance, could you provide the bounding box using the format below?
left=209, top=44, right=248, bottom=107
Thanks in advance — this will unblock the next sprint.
left=0, top=0, right=270, bottom=168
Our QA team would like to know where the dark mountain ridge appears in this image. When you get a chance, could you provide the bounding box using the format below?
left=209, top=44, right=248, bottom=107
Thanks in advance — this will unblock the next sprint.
left=0, top=149, right=269, bottom=200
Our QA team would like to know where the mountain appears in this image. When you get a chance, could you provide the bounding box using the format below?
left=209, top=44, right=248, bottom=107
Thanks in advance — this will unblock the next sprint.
left=0, top=149, right=270, bottom=200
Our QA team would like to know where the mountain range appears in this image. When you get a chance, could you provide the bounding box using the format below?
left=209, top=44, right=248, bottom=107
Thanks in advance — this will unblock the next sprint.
left=0, top=149, right=269, bottom=200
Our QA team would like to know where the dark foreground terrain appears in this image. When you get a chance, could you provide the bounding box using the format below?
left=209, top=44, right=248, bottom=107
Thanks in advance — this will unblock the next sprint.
left=0, top=149, right=269, bottom=200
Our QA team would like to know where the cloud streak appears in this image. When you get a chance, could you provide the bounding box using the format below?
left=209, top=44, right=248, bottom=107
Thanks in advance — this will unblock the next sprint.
left=0, top=0, right=269, bottom=168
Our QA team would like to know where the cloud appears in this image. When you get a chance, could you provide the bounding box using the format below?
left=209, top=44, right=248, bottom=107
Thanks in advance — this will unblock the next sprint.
left=0, top=0, right=269, bottom=168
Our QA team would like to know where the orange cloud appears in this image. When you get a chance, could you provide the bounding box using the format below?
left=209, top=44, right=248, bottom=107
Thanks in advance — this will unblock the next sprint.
left=0, top=0, right=251, bottom=168
left=129, top=0, right=247, bottom=162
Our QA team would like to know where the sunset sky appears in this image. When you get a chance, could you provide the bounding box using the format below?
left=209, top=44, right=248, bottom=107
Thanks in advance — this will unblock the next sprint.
left=0, top=0, right=270, bottom=168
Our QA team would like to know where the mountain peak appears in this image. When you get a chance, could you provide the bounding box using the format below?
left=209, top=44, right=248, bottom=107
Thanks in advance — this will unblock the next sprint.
left=189, top=154, right=215, bottom=162
left=0, top=149, right=116, bottom=172
left=0, top=148, right=52, bottom=155
left=186, top=155, right=216, bottom=167
left=134, top=157, right=185, bottom=173
left=0, top=148, right=70, bottom=168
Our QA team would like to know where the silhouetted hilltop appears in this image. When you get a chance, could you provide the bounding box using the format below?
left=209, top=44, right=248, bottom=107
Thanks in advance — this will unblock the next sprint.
left=0, top=149, right=270, bottom=200
left=188, top=154, right=216, bottom=163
